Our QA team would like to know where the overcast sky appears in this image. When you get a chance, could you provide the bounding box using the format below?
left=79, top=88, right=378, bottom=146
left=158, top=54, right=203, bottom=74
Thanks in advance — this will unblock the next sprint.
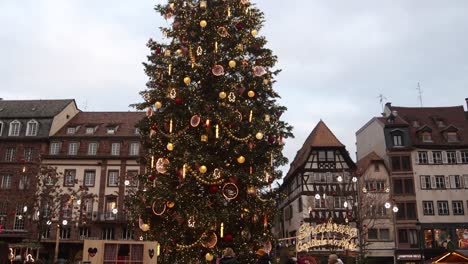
left=1, top=0, right=468, bottom=170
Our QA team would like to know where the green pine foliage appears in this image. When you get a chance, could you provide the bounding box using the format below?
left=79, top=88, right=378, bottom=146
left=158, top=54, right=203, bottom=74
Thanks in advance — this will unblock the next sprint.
left=127, top=0, right=292, bottom=263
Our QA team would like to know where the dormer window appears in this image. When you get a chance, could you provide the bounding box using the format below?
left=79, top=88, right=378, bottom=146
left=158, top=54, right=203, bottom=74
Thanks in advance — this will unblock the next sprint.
left=8, top=120, right=21, bottom=136
left=26, top=120, right=39, bottom=136
left=393, top=135, right=403, bottom=146
left=67, top=127, right=76, bottom=134
left=447, top=132, right=458, bottom=143
left=107, top=126, right=117, bottom=134
left=134, top=128, right=140, bottom=135
left=422, top=132, right=432, bottom=142
left=85, top=127, right=95, bottom=134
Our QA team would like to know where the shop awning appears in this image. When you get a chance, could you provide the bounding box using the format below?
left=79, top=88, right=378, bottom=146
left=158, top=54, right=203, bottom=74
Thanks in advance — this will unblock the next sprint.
left=432, top=250, right=468, bottom=263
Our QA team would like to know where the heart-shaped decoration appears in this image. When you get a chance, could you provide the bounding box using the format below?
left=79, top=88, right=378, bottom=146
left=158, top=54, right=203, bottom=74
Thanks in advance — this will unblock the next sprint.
left=88, top=247, right=98, bottom=257
left=149, top=249, right=155, bottom=259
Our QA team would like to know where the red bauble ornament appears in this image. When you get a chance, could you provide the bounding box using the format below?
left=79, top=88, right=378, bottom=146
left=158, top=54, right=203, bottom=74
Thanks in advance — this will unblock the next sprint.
left=151, top=124, right=158, bottom=131
left=235, top=22, right=243, bottom=30
left=209, top=186, right=218, bottom=193
left=237, top=86, right=246, bottom=95
left=149, top=173, right=156, bottom=182
left=268, top=136, right=276, bottom=144
left=156, top=48, right=162, bottom=54
left=224, top=234, right=233, bottom=242
left=175, top=98, right=183, bottom=104
left=268, top=177, right=274, bottom=183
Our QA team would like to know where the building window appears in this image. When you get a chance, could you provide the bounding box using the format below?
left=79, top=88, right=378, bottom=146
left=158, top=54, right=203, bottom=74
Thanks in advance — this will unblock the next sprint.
left=49, top=142, right=61, bottom=155
left=398, top=229, right=419, bottom=247
left=418, top=151, right=428, bottom=164
left=391, top=156, right=411, bottom=171
left=102, top=227, right=115, bottom=240
left=465, top=175, right=468, bottom=189
left=84, top=170, right=96, bottom=187
left=13, top=206, right=25, bottom=230
left=107, top=127, right=117, bottom=134
left=134, top=128, right=140, bottom=135
left=452, top=201, right=464, bottom=215
left=79, top=227, right=90, bottom=239
left=111, top=143, right=120, bottom=156
left=449, top=175, right=462, bottom=189
left=447, top=151, right=457, bottom=164
left=462, top=151, right=468, bottom=163
left=68, top=142, right=79, bottom=155
left=298, top=197, right=303, bottom=212
left=85, top=127, right=95, bottom=134
left=422, top=132, right=432, bottom=142
left=62, top=202, right=72, bottom=219
left=0, top=121, right=3, bottom=136
left=60, top=227, right=71, bottom=239
left=420, top=175, right=431, bottom=189
left=64, top=170, right=76, bottom=186
left=8, top=120, right=21, bottom=136
left=4, top=147, right=16, bottom=162
left=0, top=202, right=7, bottom=227
left=23, top=147, right=34, bottom=162
left=447, top=132, right=458, bottom=143
left=423, top=201, right=434, bottom=215
left=25, top=120, right=38, bottom=136
left=393, top=178, right=414, bottom=195
left=1, top=175, right=12, bottom=189
left=392, top=134, right=403, bottom=147
left=87, top=142, right=98, bottom=156
left=19, top=175, right=29, bottom=190
left=122, top=227, right=134, bottom=240
left=314, top=198, right=326, bottom=209
left=433, top=151, right=442, bottom=164
left=129, top=143, right=140, bottom=156
left=396, top=202, right=417, bottom=220
left=41, top=227, right=50, bottom=239
left=67, top=127, right=76, bottom=134
left=437, top=201, right=449, bottom=215
left=435, top=176, right=445, bottom=189
left=108, top=171, right=119, bottom=187
left=368, top=228, right=390, bottom=241
left=126, top=170, right=139, bottom=187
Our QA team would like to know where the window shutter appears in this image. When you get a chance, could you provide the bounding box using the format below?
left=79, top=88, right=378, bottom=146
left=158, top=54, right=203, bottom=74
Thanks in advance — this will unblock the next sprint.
left=449, top=175, right=456, bottom=189
left=456, top=151, right=462, bottom=163
left=445, top=176, right=450, bottom=188
left=463, top=175, right=468, bottom=189
left=414, top=152, right=419, bottom=164
left=428, top=152, right=434, bottom=164
left=442, top=152, right=448, bottom=164
left=430, top=176, right=436, bottom=189
left=420, top=176, right=426, bottom=190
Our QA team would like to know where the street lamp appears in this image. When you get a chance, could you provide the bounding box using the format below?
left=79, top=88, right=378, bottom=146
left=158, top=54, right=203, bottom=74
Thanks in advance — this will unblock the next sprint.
left=54, top=220, right=68, bottom=262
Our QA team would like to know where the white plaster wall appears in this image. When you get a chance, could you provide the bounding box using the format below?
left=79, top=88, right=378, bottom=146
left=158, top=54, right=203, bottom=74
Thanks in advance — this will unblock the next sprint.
left=356, top=120, right=386, bottom=160
left=49, top=102, right=80, bottom=136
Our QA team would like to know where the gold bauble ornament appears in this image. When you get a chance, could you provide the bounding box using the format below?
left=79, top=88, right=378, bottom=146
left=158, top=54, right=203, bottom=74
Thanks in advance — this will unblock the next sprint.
left=184, top=77, right=191, bottom=84
left=205, top=253, right=214, bottom=261
left=251, top=29, right=258, bottom=37
left=248, top=90, right=255, bottom=97
left=199, top=165, right=208, bottom=174
left=140, top=224, right=150, bottom=232
left=167, top=201, right=175, bottom=208
left=167, top=143, right=174, bottom=151
left=256, top=132, right=264, bottom=140
left=176, top=49, right=183, bottom=55
left=219, top=91, right=227, bottom=99
left=200, top=20, right=207, bottom=28
left=229, top=60, right=236, bottom=68
left=237, top=156, right=246, bottom=164
left=155, top=101, right=162, bottom=109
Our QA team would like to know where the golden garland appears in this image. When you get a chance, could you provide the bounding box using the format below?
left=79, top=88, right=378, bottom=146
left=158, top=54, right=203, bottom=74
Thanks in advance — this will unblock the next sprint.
left=176, top=233, right=205, bottom=250
left=186, top=166, right=225, bottom=185
left=157, top=125, right=190, bottom=139
left=215, top=114, right=252, bottom=142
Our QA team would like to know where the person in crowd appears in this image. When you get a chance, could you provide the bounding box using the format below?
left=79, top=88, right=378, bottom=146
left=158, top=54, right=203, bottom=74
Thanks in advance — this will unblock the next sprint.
left=256, top=249, right=271, bottom=264
left=219, top=248, right=239, bottom=264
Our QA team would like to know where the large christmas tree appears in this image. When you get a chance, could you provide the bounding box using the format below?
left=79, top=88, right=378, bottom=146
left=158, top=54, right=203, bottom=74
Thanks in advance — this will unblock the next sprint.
left=127, top=0, right=292, bottom=263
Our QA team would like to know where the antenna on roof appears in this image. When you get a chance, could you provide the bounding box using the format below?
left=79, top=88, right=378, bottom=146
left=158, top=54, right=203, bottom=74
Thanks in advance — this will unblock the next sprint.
left=83, top=100, right=88, bottom=111
left=377, top=94, right=387, bottom=113
left=417, top=82, right=423, bottom=107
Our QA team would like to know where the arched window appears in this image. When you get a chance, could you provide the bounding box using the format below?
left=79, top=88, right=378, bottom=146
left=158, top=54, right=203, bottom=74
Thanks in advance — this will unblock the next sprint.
left=8, top=120, right=21, bottom=136
left=26, top=120, right=39, bottom=136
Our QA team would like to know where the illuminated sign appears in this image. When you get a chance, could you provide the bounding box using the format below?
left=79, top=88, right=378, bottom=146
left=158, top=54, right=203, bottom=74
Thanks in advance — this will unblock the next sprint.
left=296, top=219, right=358, bottom=252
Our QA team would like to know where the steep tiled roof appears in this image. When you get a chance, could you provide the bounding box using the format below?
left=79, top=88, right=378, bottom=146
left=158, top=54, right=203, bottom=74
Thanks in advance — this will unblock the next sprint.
left=285, top=120, right=346, bottom=180
left=53, top=112, right=145, bottom=137
left=388, top=105, right=468, bottom=146
left=0, top=99, right=75, bottom=118
left=356, top=151, right=383, bottom=172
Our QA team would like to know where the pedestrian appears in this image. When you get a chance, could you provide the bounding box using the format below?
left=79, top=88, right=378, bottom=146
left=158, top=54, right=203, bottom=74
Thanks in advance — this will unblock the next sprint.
left=219, top=248, right=239, bottom=264
left=328, top=254, right=340, bottom=264
left=256, top=249, right=271, bottom=264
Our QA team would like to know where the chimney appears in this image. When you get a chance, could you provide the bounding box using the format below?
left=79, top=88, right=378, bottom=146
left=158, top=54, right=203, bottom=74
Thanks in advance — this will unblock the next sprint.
left=465, top=98, right=468, bottom=109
